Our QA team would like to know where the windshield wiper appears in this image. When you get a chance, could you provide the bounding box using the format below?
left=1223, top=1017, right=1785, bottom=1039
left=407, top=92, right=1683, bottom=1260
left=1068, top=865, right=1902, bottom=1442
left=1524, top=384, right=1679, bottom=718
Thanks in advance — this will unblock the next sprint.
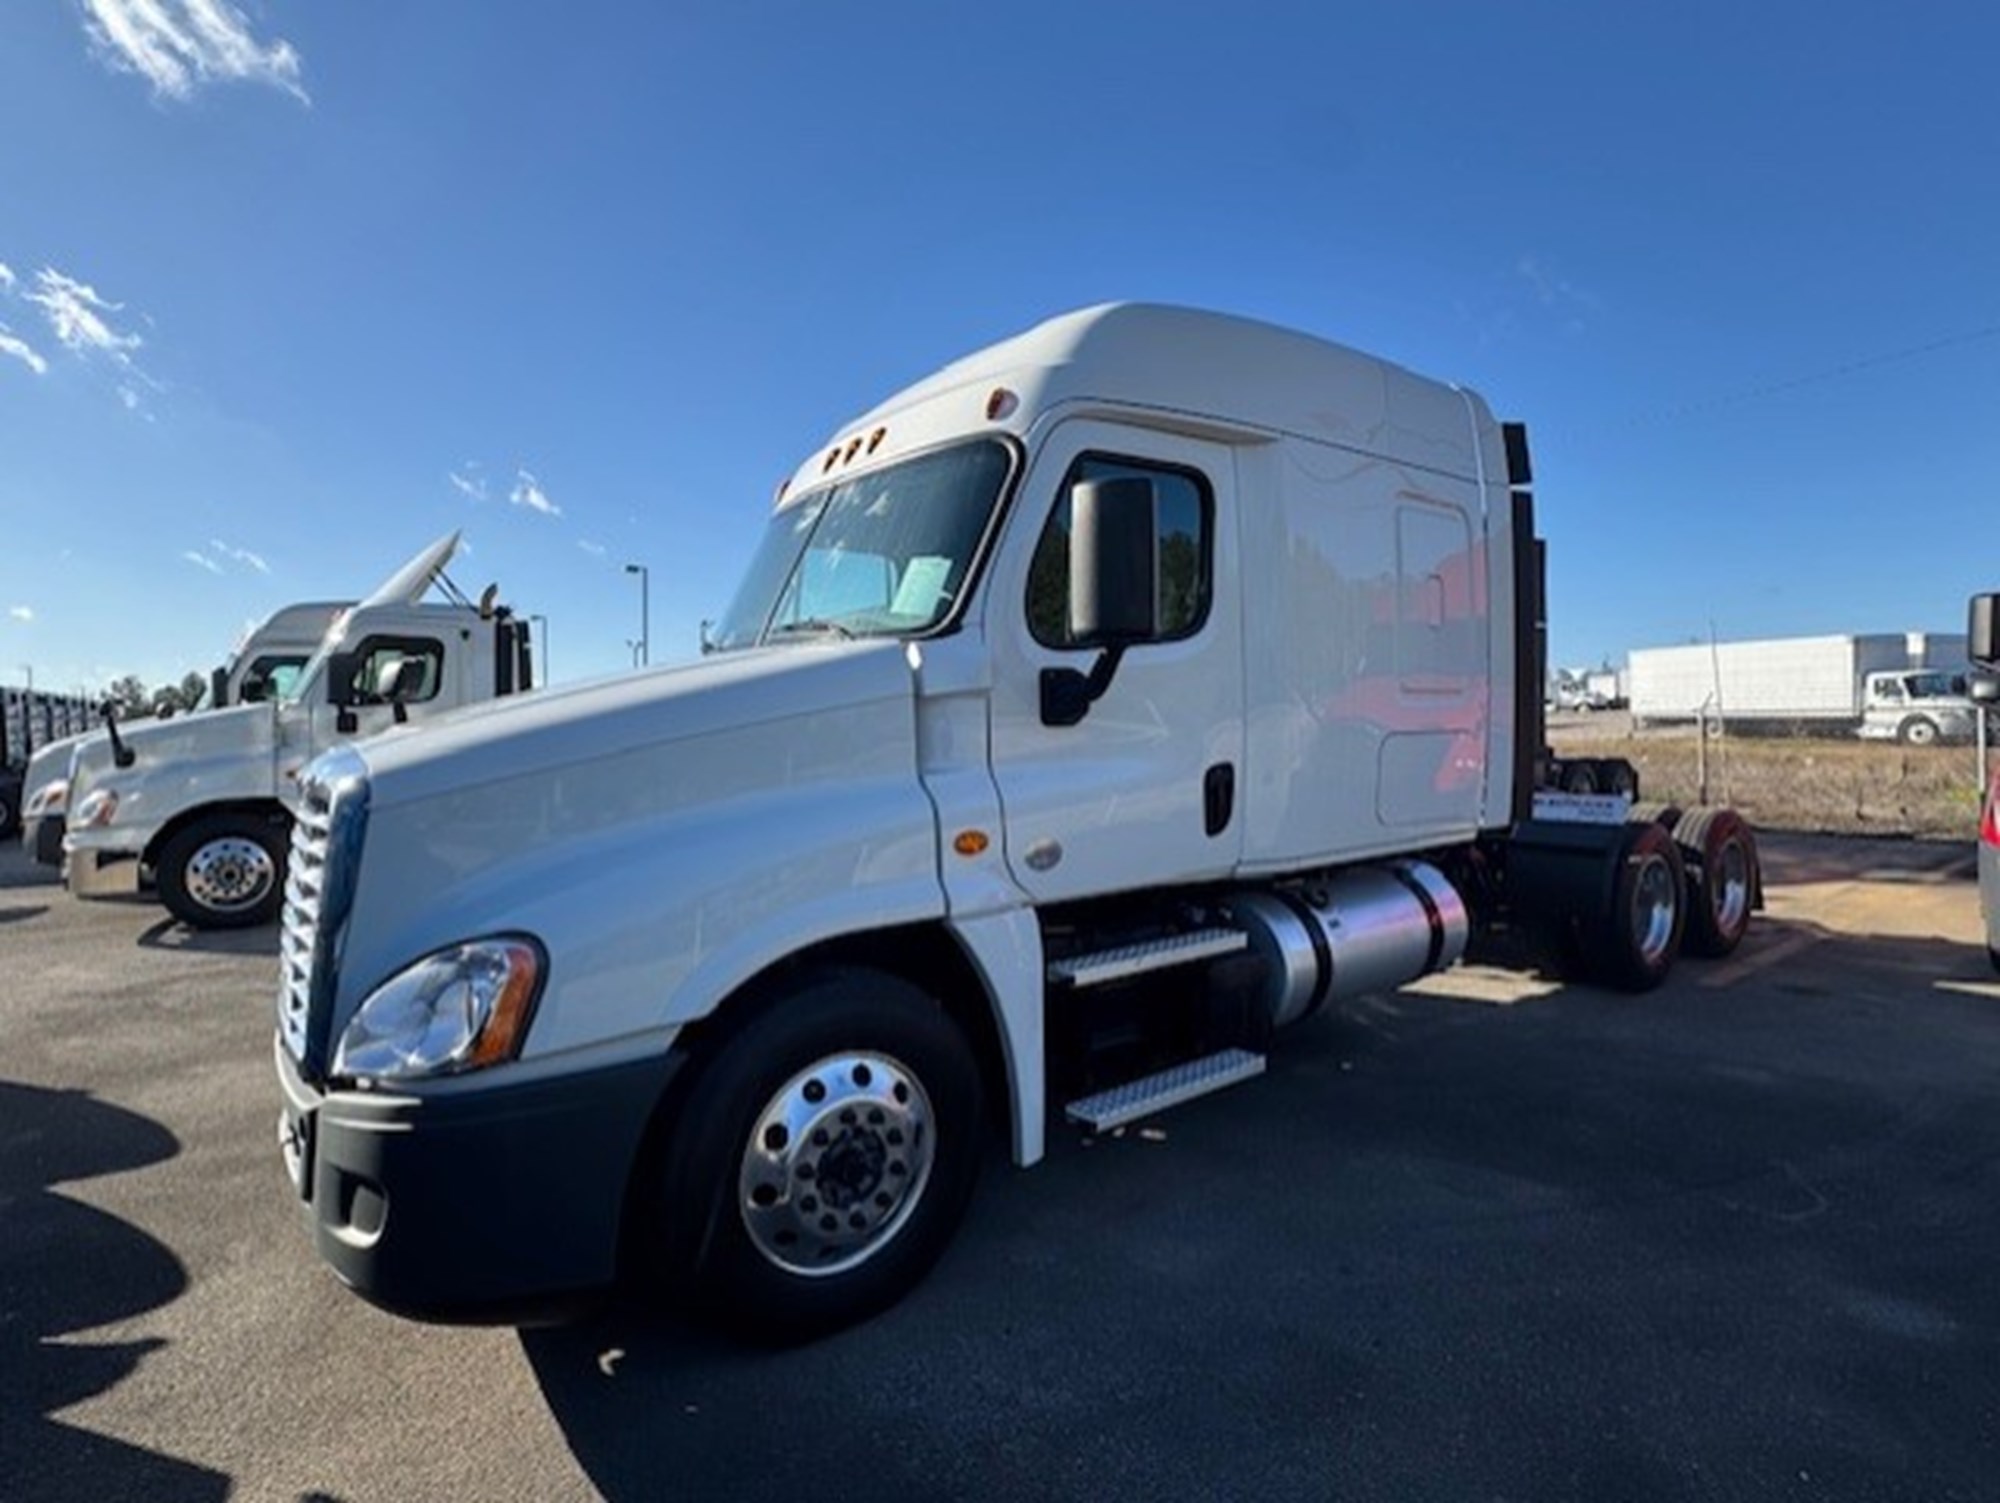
left=767, top=618, right=857, bottom=641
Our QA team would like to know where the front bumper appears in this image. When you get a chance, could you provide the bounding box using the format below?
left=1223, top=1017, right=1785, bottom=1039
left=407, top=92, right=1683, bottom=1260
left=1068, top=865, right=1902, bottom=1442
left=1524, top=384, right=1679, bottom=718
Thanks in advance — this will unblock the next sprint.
left=275, top=1036, right=681, bottom=1321
left=64, top=840, right=142, bottom=898
left=23, top=812, right=65, bottom=869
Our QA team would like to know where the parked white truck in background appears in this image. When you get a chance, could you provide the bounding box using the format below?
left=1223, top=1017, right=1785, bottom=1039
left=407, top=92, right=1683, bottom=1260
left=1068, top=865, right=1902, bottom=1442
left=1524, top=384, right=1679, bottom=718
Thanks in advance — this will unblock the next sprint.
left=63, top=533, right=534, bottom=928
left=1628, top=633, right=1974, bottom=743
left=17, top=600, right=349, bottom=869
left=273, top=304, right=1760, bottom=1341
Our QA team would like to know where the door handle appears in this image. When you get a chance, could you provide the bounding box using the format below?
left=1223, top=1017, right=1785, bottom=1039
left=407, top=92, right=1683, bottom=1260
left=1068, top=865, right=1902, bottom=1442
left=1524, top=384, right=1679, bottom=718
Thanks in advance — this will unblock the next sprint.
left=1204, top=762, right=1235, bottom=838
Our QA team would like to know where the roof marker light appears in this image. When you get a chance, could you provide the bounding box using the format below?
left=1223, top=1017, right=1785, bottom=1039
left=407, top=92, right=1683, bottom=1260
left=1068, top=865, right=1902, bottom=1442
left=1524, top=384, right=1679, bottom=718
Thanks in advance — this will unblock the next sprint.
left=986, top=388, right=1018, bottom=421
left=867, top=426, right=887, bottom=454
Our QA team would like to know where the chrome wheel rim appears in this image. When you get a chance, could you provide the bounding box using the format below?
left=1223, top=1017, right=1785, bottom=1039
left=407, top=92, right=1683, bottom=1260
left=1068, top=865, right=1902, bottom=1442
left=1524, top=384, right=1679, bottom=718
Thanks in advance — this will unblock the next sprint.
left=1631, top=854, right=1678, bottom=965
left=184, top=836, right=277, bottom=913
left=738, top=1051, right=935, bottom=1278
left=1711, top=839, right=1751, bottom=937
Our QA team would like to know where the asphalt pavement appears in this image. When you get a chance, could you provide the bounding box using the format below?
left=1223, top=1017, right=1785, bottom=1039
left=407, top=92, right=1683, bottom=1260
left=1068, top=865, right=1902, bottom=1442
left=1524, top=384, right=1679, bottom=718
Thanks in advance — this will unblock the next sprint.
left=3, top=833, right=1998, bottom=1502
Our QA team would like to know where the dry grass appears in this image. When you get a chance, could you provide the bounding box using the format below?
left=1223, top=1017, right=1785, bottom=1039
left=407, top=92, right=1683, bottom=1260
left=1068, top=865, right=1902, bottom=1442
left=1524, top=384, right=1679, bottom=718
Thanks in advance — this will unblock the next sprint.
left=1548, top=716, right=1995, bottom=840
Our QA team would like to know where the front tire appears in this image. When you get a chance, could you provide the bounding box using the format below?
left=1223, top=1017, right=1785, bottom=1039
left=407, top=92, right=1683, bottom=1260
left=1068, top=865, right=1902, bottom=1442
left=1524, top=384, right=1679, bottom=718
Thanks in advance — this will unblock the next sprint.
left=654, top=968, right=984, bottom=1344
left=155, top=813, right=288, bottom=929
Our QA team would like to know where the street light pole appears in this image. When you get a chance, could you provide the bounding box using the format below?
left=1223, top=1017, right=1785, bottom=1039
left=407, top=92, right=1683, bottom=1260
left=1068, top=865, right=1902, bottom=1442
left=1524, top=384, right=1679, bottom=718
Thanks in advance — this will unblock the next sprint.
left=623, top=563, right=651, bottom=667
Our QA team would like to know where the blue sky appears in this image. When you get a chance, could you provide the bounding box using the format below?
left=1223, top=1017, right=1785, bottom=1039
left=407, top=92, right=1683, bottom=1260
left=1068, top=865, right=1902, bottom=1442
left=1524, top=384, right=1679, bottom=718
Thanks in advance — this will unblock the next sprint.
left=1, top=1, right=1996, bottom=694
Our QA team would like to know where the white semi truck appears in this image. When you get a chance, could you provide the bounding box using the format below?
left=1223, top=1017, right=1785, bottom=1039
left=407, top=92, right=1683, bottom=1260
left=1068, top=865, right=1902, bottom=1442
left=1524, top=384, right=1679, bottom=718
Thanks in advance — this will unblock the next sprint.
left=63, top=533, right=533, bottom=928
left=1628, top=633, right=1975, bottom=743
left=17, top=600, right=349, bottom=869
left=272, top=305, right=1759, bottom=1340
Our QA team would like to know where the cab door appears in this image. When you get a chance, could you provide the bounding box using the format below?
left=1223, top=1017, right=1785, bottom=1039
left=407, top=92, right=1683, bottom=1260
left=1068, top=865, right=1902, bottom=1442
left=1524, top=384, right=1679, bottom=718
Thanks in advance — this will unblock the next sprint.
left=984, top=420, right=1244, bottom=904
left=291, top=633, right=450, bottom=770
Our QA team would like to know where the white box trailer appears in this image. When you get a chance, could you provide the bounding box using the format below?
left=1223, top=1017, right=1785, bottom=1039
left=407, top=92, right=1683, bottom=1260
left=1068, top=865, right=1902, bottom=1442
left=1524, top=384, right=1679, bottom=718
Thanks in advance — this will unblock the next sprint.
left=1629, top=633, right=1973, bottom=741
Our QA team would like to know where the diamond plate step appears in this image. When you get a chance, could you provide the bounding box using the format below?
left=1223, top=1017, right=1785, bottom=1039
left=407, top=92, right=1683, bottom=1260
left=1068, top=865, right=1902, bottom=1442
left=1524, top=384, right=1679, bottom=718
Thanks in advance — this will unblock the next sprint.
left=1063, top=1048, right=1267, bottom=1133
left=1046, top=927, right=1247, bottom=989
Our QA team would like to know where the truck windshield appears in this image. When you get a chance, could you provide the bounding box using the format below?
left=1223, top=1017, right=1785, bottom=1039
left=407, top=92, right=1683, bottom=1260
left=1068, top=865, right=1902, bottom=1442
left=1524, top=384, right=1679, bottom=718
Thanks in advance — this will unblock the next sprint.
left=709, top=439, right=1014, bottom=651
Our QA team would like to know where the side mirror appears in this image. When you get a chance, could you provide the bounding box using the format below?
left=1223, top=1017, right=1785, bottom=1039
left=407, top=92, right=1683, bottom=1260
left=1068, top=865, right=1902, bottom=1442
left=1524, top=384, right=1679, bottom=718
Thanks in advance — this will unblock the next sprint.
left=375, top=655, right=421, bottom=700
left=1041, top=477, right=1158, bottom=728
left=211, top=667, right=231, bottom=709
left=1068, top=477, right=1158, bottom=645
left=1970, top=672, right=2000, bottom=705
left=378, top=656, right=426, bottom=725
left=1970, top=594, right=2000, bottom=668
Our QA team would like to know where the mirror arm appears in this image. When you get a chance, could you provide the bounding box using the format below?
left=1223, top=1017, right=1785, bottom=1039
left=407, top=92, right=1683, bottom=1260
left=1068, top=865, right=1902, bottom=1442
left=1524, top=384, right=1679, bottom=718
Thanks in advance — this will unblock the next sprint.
left=100, top=703, right=136, bottom=769
left=1039, top=644, right=1128, bottom=728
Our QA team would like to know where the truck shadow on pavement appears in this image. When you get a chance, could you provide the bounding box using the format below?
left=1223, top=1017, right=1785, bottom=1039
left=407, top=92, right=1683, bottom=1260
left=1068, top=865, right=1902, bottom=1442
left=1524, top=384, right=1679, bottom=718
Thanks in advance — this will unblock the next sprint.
left=0, top=1080, right=230, bottom=1503
left=135, top=916, right=280, bottom=956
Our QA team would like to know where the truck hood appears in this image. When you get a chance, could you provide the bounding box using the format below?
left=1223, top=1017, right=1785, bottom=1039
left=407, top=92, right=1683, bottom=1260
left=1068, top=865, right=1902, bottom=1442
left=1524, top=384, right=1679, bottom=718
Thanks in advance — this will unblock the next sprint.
left=350, top=639, right=919, bottom=809
left=23, top=731, right=94, bottom=803
left=324, top=640, right=941, bottom=1045
left=69, top=702, right=274, bottom=792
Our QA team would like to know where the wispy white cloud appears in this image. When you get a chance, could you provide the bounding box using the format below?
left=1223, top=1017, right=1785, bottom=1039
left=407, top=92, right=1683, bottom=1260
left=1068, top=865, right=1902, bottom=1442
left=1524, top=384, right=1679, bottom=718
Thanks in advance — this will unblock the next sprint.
left=181, top=550, right=224, bottom=575
left=207, top=538, right=270, bottom=573
left=25, top=268, right=142, bottom=364
left=577, top=539, right=608, bottom=559
left=448, top=468, right=488, bottom=503
left=8, top=605, right=34, bottom=623
left=0, top=324, right=48, bottom=376
left=8, top=265, right=160, bottom=410
left=1517, top=255, right=1601, bottom=330
left=76, top=0, right=308, bottom=103
left=509, top=469, right=563, bottom=518
left=0, top=263, right=15, bottom=292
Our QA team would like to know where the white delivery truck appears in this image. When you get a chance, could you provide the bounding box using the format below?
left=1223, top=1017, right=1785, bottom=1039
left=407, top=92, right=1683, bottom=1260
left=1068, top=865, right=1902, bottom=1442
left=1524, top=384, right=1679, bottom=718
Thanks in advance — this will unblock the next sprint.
left=17, top=600, right=349, bottom=869
left=273, top=305, right=1759, bottom=1340
left=64, top=533, right=533, bottom=928
left=1628, top=633, right=1974, bottom=742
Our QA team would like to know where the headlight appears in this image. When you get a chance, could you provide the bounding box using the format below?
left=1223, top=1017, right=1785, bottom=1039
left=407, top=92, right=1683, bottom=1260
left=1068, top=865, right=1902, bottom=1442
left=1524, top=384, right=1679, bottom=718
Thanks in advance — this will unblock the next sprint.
left=72, top=789, right=119, bottom=828
left=332, top=937, right=545, bottom=1082
left=26, top=780, right=68, bottom=817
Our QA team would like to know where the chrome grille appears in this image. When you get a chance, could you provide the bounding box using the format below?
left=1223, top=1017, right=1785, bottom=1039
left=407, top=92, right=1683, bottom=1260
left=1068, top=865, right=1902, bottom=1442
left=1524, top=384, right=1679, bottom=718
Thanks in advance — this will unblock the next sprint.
left=277, top=747, right=369, bottom=1076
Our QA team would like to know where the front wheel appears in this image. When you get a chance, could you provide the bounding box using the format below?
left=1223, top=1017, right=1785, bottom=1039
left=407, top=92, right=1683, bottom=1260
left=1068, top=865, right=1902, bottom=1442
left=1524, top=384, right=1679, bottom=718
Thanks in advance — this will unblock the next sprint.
left=653, top=968, right=984, bottom=1344
left=155, top=813, right=289, bottom=929
left=1899, top=716, right=1941, bottom=746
